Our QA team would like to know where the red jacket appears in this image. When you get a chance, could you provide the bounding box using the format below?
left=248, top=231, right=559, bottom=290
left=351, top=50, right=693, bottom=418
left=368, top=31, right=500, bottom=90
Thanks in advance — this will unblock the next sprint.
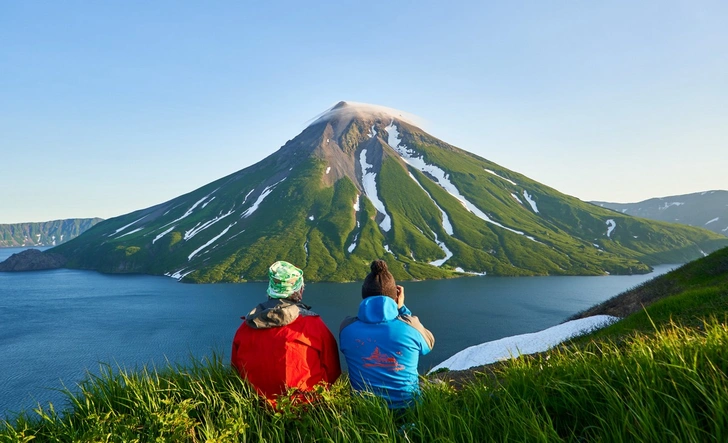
left=231, top=299, right=341, bottom=402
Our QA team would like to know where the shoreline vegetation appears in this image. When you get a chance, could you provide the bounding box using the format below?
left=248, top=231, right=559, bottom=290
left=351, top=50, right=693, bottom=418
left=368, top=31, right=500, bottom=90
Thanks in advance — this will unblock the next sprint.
left=2, top=247, right=727, bottom=442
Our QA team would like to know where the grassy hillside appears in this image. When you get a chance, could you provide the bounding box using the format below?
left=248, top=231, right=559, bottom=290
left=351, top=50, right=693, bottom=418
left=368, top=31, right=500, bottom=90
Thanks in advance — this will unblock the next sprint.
left=570, top=244, right=728, bottom=333
left=3, top=248, right=727, bottom=441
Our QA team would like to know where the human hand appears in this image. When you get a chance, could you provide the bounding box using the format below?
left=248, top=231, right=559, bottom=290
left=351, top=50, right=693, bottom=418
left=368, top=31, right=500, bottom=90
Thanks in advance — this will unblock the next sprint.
left=396, top=285, right=405, bottom=309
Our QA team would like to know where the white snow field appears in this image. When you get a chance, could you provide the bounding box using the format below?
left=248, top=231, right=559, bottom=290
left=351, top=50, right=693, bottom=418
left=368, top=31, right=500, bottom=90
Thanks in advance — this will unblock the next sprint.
left=116, top=227, right=144, bottom=239
left=523, top=190, right=539, bottom=213
left=240, top=177, right=287, bottom=219
left=606, top=219, right=616, bottom=237
left=184, top=209, right=234, bottom=241
left=359, top=149, right=392, bottom=231
left=347, top=233, right=358, bottom=253
left=111, top=215, right=148, bottom=236
left=159, top=190, right=218, bottom=231
left=430, top=315, right=619, bottom=373
left=187, top=222, right=237, bottom=261
left=353, top=194, right=360, bottom=211
left=165, top=268, right=194, bottom=280
left=428, top=230, right=453, bottom=266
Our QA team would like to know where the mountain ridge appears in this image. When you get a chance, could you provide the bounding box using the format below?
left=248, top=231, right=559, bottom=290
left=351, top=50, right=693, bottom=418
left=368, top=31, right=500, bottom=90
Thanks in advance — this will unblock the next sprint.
left=0, top=218, right=103, bottom=248
left=591, top=190, right=728, bottom=236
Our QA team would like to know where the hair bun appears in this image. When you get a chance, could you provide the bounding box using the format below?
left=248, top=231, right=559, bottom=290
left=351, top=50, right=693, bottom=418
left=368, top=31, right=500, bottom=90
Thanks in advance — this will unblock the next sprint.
left=370, top=259, right=388, bottom=274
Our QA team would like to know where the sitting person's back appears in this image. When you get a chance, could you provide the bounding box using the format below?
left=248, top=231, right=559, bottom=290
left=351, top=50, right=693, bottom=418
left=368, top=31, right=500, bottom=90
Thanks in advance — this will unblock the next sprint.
left=339, top=260, right=435, bottom=409
left=231, top=261, right=341, bottom=403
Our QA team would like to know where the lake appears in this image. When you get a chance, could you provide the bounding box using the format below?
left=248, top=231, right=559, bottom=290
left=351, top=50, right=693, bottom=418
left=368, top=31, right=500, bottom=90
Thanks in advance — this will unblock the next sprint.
left=0, top=247, right=678, bottom=418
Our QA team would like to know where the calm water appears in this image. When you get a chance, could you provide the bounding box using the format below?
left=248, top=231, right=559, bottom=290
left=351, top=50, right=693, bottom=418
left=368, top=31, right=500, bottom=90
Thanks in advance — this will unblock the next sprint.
left=0, top=247, right=678, bottom=418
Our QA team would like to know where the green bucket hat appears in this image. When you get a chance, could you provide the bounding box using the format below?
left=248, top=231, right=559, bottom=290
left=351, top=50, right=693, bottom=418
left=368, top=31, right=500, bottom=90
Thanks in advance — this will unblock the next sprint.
left=267, top=261, right=304, bottom=299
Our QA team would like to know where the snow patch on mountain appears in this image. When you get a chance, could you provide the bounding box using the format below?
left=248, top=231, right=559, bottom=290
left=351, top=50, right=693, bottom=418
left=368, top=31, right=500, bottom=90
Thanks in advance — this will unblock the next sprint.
left=348, top=233, right=358, bottom=253
left=659, top=202, right=685, bottom=211
left=325, top=167, right=331, bottom=174
left=188, top=222, right=237, bottom=261
left=429, top=231, right=453, bottom=267
left=161, top=190, right=218, bottom=230
left=408, top=172, right=454, bottom=235
left=430, top=315, right=619, bottom=372
left=368, top=125, right=376, bottom=138
left=153, top=226, right=176, bottom=244
left=606, top=219, right=616, bottom=237
left=386, top=122, right=538, bottom=242
left=201, top=197, right=215, bottom=209
left=705, top=217, right=719, bottom=225
left=241, top=178, right=287, bottom=219
left=165, top=268, right=194, bottom=281
left=184, top=209, right=234, bottom=241
left=242, top=189, right=254, bottom=205
left=484, top=169, right=517, bottom=186
left=359, top=149, right=392, bottom=231
left=523, top=190, right=539, bottom=213
left=511, top=193, right=523, bottom=205
left=455, top=267, right=486, bottom=276
left=116, top=227, right=144, bottom=239
left=112, top=215, right=148, bottom=236
left=353, top=194, right=360, bottom=212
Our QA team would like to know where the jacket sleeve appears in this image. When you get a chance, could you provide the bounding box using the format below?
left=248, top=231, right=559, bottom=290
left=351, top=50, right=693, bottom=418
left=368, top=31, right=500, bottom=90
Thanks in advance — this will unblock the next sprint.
left=316, top=318, right=342, bottom=384
left=397, top=314, right=435, bottom=355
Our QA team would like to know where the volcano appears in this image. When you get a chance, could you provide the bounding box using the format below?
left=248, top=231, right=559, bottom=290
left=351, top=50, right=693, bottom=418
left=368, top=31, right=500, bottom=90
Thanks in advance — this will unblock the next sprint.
left=51, top=102, right=728, bottom=282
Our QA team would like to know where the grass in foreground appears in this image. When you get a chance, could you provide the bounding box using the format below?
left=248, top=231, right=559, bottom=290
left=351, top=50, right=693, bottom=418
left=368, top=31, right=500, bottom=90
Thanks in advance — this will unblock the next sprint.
left=4, top=250, right=728, bottom=441
left=2, top=316, right=727, bottom=442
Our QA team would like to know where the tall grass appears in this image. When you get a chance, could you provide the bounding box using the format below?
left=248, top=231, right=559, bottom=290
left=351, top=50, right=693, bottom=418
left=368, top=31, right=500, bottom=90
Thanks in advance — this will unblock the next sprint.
left=3, top=317, right=727, bottom=442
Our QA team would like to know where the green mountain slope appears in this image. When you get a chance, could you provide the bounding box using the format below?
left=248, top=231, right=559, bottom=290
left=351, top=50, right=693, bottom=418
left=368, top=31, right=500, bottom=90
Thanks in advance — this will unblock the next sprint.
left=50, top=102, right=728, bottom=282
left=0, top=218, right=103, bottom=248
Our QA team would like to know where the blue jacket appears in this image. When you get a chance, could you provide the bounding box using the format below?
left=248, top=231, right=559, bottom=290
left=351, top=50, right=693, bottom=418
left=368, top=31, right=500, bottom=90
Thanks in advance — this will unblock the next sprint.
left=339, top=296, right=435, bottom=409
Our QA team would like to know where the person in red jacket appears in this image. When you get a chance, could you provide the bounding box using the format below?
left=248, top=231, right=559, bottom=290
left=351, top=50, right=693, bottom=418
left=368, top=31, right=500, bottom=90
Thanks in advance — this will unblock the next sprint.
left=231, top=260, right=341, bottom=405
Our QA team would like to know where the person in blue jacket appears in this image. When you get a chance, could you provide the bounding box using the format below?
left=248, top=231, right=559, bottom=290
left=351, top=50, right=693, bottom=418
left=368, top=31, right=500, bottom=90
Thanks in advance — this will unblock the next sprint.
left=339, top=260, right=435, bottom=409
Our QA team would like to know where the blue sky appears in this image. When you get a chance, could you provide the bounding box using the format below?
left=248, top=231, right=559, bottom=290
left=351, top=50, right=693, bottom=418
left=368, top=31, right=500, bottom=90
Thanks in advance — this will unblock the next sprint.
left=2, top=1, right=726, bottom=223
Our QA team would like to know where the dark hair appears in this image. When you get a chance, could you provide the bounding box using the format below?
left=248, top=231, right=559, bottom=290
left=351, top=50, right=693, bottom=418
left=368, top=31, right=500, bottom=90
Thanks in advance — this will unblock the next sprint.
left=361, top=260, right=398, bottom=300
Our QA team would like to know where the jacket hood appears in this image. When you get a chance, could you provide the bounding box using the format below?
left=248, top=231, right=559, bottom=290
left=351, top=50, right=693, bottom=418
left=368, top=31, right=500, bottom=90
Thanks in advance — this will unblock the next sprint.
left=245, top=298, right=316, bottom=329
left=357, top=296, right=399, bottom=324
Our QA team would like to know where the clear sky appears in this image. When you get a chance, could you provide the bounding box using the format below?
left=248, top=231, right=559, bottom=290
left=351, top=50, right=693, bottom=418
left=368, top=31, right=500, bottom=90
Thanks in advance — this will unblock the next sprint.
left=2, top=1, right=726, bottom=224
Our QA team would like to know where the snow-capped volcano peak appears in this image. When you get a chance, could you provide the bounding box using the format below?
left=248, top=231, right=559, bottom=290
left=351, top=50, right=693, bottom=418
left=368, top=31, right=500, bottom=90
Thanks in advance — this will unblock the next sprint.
left=309, top=101, right=422, bottom=129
